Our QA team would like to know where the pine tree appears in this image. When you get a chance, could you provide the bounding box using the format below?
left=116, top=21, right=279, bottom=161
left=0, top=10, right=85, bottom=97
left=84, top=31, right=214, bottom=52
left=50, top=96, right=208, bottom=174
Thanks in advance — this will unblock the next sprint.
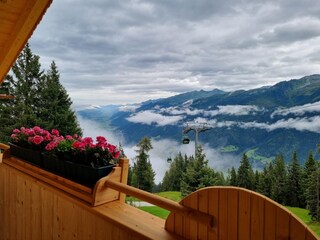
left=257, top=163, right=273, bottom=198
left=304, top=152, right=319, bottom=221
left=0, top=44, right=82, bottom=141
left=237, top=154, right=254, bottom=190
left=229, top=166, right=237, bottom=186
left=161, top=153, right=189, bottom=191
left=306, top=166, right=319, bottom=221
left=271, top=154, right=287, bottom=204
left=253, top=170, right=261, bottom=192
left=180, top=146, right=216, bottom=197
left=0, top=43, right=43, bottom=141
left=131, top=137, right=155, bottom=192
left=286, top=151, right=304, bottom=207
left=37, top=61, right=82, bottom=135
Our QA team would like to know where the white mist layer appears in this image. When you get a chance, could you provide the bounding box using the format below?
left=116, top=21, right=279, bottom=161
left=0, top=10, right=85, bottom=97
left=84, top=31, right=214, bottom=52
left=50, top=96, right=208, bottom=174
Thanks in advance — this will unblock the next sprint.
left=78, top=116, right=239, bottom=183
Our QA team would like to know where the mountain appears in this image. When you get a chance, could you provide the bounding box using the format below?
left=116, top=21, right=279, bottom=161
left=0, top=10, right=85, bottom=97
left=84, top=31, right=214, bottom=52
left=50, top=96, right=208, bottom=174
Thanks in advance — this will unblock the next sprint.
left=77, top=75, right=320, bottom=166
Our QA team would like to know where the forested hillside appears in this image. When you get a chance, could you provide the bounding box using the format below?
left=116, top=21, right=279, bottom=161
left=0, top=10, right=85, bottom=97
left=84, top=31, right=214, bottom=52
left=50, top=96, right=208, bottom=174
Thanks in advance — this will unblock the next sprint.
left=78, top=75, right=320, bottom=164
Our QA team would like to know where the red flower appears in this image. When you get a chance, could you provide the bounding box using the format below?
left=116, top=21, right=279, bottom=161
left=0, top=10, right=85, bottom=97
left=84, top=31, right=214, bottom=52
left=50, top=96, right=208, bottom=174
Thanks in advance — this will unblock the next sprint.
left=32, top=135, right=44, bottom=145
left=51, top=129, right=59, bottom=136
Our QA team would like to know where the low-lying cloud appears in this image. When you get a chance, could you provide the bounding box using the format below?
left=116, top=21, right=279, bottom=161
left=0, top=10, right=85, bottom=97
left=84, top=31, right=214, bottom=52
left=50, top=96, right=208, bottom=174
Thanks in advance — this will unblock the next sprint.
left=272, top=101, right=320, bottom=117
left=126, top=110, right=184, bottom=126
left=78, top=115, right=240, bottom=183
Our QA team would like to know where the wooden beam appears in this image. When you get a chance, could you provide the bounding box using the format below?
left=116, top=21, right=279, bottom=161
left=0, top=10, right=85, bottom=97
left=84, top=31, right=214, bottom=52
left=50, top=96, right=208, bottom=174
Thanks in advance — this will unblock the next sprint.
left=0, top=0, right=52, bottom=84
left=0, top=94, right=14, bottom=99
left=105, top=179, right=214, bottom=227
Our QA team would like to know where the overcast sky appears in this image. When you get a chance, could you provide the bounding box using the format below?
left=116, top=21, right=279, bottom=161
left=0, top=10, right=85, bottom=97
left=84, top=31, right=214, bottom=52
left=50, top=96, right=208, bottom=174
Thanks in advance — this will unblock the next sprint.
left=29, top=0, right=320, bottom=107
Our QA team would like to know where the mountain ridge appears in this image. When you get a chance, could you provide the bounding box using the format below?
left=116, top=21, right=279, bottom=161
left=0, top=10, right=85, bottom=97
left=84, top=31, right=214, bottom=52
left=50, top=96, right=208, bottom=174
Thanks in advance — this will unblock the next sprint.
left=77, top=74, right=320, bottom=165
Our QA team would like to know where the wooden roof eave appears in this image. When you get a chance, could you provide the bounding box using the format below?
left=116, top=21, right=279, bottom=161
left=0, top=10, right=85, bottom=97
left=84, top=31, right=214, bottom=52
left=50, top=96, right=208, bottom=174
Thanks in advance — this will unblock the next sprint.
left=0, top=0, right=53, bottom=85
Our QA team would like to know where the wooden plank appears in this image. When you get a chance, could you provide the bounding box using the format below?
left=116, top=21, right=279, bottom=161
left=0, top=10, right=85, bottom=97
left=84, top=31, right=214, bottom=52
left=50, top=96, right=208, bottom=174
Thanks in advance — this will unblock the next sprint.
left=306, top=230, right=319, bottom=240
left=16, top=175, right=25, bottom=239
left=198, top=189, right=209, bottom=240
left=118, top=158, right=129, bottom=203
left=165, top=212, right=175, bottom=233
left=227, top=188, right=238, bottom=240
left=219, top=188, right=228, bottom=240
left=182, top=196, right=191, bottom=238
left=95, top=201, right=177, bottom=239
left=250, top=193, right=264, bottom=239
left=290, top=215, right=306, bottom=240
left=238, top=189, right=251, bottom=240
left=208, top=188, right=219, bottom=240
left=31, top=180, right=42, bottom=239
left=276, top=206, right=290, bottom=239
left=8, top=171, right=18, bottom=239
left=41, top=187, right=54, bottom=239
left=264, top=199, right=276, bottom=240
left=0, top=0, right=53, bottom=84
left=0, top=166, right=4, bottom=239
left=189, top=191, right=199, bottom=239
left=174, top=213, right=184, bottom=237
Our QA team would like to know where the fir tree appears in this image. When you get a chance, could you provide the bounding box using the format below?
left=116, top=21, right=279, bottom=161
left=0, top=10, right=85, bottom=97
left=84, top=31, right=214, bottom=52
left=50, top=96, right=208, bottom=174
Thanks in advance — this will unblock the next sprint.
left=180, top=146, right=216, bottom=196
left=229, top=166, right=237, bottom=186
left=0, top=43, right=43, bottom=141
left=161, top=153, right=189, bottom=191
left=0, top=44, right=82, bottom=141
left=271, top=154, right=287, bottom=204
left=237, top=154, right=254, bottom=190
left=257, top=163, right=273, bottom=198
left=306, top=166, right=320, bottom=221
left=304, top=152, right=319, bottom=221
left=37, top=61, right=82, bottom=135
left=131, top=137, right=155, bottom=192
left=286, top=151, right=305, bottom=207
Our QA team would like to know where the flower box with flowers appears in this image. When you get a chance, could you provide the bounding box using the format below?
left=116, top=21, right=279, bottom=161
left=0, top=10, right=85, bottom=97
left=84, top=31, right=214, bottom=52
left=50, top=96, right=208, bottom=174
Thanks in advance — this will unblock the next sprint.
left=9, top=126, right=58, bottom=166
left=9, top=127, right=120, bottom=187
left=44, top=135, right=120, bottom=187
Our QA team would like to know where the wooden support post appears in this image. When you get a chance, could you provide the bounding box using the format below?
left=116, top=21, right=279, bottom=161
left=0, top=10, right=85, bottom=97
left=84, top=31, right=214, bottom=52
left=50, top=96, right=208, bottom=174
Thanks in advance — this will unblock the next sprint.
left=118, top=158, right=129, bottom=203
left=0, top=143, right=10, bottom=163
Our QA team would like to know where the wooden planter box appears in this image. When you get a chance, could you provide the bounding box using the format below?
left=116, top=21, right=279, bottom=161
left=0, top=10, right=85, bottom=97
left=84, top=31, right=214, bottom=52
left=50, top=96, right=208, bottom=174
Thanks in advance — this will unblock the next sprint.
left=1, top=143, right=129, bottom=206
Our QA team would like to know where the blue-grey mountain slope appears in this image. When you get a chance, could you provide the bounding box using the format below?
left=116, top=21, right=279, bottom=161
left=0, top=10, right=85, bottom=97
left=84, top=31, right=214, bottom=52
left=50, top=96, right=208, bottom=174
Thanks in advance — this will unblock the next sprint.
left=77, top=75, right=320, bottom=165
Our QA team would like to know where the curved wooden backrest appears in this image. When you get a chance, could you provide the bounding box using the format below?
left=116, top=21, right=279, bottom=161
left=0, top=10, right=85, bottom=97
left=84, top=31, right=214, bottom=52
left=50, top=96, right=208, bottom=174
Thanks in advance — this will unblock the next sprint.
left=165, top=186, right=319, bottom=240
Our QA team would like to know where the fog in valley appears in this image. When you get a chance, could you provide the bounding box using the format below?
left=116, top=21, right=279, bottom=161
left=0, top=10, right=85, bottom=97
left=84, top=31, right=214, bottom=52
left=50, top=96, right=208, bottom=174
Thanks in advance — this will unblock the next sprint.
left=78, top=116, right=240, bottom=183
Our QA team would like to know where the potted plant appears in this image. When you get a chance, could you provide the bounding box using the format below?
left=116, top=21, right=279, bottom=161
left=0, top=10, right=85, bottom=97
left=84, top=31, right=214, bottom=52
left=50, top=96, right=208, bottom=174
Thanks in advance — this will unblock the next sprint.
left=9, top=126, right=57, bottom=166
left=44, top=135, right=120, bottom=187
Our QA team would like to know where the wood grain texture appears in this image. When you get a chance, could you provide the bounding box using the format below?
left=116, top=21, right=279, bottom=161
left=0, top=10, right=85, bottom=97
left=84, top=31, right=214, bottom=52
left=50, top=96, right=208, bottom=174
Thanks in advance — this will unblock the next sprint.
left=166, top=187, right=319, bottom=240
left=0, top=0, right=53, bottom=83
left=0, top=161, right=179, bottom=240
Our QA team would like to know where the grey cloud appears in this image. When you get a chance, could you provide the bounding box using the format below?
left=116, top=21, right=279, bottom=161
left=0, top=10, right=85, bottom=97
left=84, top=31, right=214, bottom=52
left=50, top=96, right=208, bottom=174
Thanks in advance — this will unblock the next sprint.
left=29, top=0, right=320, bottom=105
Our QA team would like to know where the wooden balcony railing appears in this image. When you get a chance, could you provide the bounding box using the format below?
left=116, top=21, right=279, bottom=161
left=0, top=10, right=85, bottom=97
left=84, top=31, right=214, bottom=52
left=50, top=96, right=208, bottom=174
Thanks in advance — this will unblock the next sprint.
left=0, top=143, right=319, bottom=239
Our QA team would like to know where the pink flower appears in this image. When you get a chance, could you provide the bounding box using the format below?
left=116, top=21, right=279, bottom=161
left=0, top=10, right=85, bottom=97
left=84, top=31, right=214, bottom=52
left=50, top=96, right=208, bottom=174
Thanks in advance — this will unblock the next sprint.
left=33, top=126, right=43, bottom=135
left=83, top=137, right=93, bottom=145
left=32, top=135, right=44, bottom=145
left=11, top=134, right=17, bottom=140
left=45, top=141, right=59, bottom=151
left=66, top=135, right=73, bottom=140
left=51, top=129, right=59, bottom=136
left=96, top=136, right=107, bottom=143
left=13, top=129, right=20, bottom=134
left=72, top=141, right=86, bottom=151
left=44, top=132, right=52, bottom=141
